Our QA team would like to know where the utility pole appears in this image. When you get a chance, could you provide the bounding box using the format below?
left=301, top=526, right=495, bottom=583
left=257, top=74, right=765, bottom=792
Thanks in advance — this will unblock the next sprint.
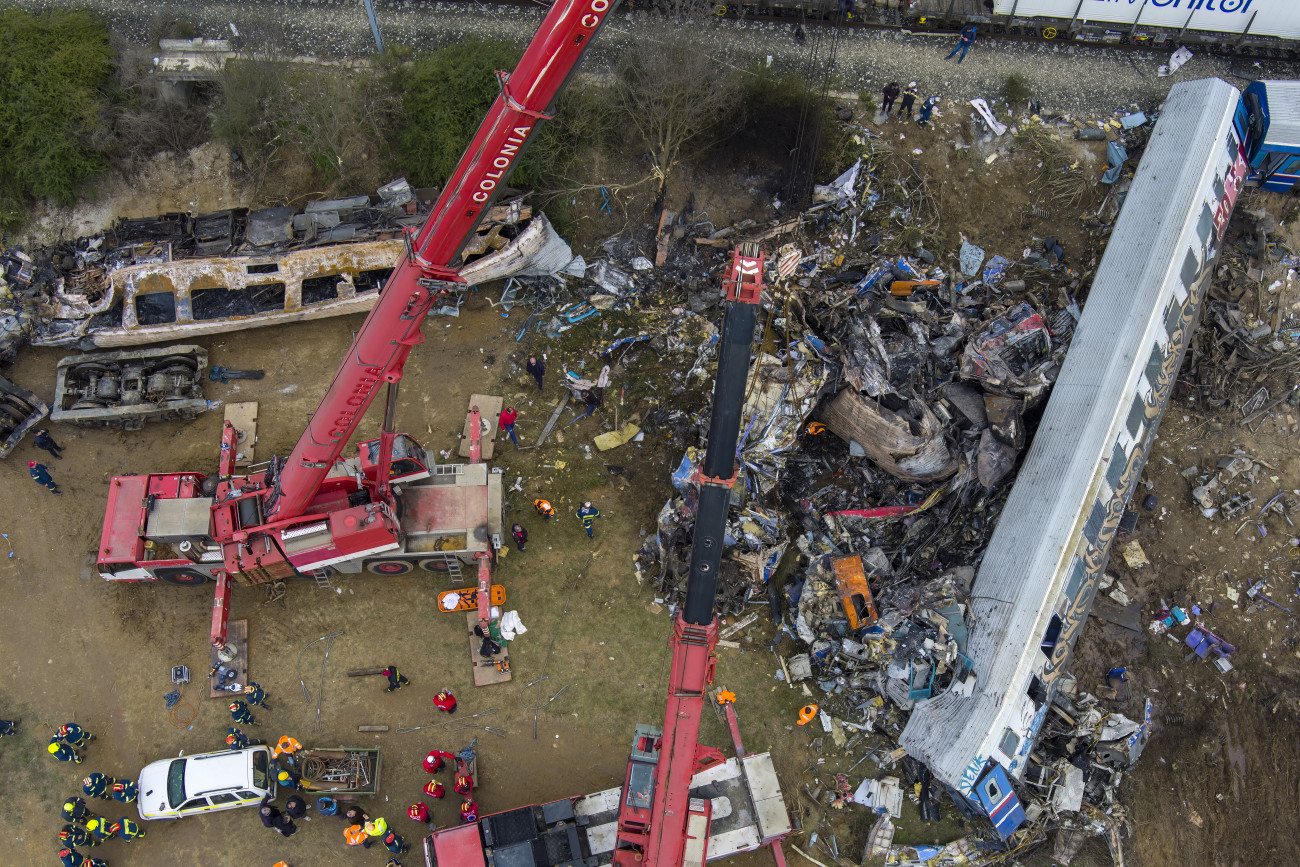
left=362, top=0, right=385, bottom=53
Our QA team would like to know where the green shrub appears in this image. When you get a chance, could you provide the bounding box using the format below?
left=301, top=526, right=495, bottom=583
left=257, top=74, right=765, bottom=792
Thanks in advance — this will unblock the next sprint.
left=0, top=10, right=114, bottom=232
left=396, top=39, right=534, bottom=189
left=1003, top=72, right=1031, bottom=109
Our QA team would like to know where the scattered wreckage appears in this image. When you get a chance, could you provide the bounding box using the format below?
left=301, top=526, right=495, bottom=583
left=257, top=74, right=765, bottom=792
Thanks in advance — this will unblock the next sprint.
left=0, top=374, right=48, bottom=459
left=517, top=79, right=1300, bottom=864
left=1, top=184, right=577, bottom=352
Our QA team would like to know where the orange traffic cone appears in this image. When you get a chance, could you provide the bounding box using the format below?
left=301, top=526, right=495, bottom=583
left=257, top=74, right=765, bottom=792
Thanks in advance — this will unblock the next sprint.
left=797, top=704, right=818, bottom=726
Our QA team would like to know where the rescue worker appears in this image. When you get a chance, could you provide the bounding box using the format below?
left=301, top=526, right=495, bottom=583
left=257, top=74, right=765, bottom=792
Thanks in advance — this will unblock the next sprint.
left=56, top=723, right=95, bottom=748
left=385, top=860, right=403, bottom=867
left=84, top=817, right=113, bottom=846
left=57, top=848, right=83, bottom=867
left=576, top=501, right=600, bottom=538
left=498, top=406, right=519, bottom=447
left=243, top=681, right=271, bottom=709
left=62, top=798, right=94, bottom=822
left=454, top=772, right=473, bottom=796
left=460, top=799, right=478, bottom=824
left=225, top=727, right=256, bottom=750
left=110, top=816, right=146, bottom=841
left=29, top=460, right=60, bottom=494
left=526, top=355, right=546, bottom=392
left=48, top=740, right=82, bottom=763
left=899, top=82, right=919, bottom=120
left=110, top=779, right=137, bottom=803
left=342, top=805, right=371, bottom=826
left=81, top=856, right=109, bottom=867
left=59, top=825, right=92, bottom=847
left=273, top=812, right=298, bottom=837
left=423, top=748, right=454, bottom=773
left=277, top=768, right=304, bottom=791
left=433, top=690, right=457, bottom=714
left=259, top=802, right=281, bottom=829
left=407, top=802, right=431, bottom=824
left=384, top=830, right=411, bottom=854
left=273, top=734, right=302, bottom=762
left=284, top=795, right=308, bottom=819
left=511, top=523, right=528, bottom=552
left=0, top=719, right=18, bottom=735
left=365, top=817, right=388, bottom=841
left=533, top=498, right=555, bottom=521
left=228, top=700, right=257, bottom=725
left=381, top=665, right=409, bottom=692
left=424, top=780, right=446, bottom=800
left=34, top=427, right=64, bottom=458
left=344, top=823, right=372, bottom=848
left=81, top=773, right=112, bottom=800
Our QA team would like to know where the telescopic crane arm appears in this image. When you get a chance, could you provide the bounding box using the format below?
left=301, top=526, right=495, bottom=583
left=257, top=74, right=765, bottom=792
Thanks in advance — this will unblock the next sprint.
left=612, top=245, right=765, bottom=867
left=264, top=0, right=617, bottom=522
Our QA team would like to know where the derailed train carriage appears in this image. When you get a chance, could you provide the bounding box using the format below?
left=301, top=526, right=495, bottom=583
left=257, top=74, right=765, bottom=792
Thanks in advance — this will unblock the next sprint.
left=898, top=76, right=1289, bottom=836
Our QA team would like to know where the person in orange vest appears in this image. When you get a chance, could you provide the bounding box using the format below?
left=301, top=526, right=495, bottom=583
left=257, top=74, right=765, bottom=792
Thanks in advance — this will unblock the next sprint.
left=533, top=498, right=555, bottom=521
left=273, top=734, right=302, bottom=763
left=454, top=772, right=473, bottom=796
left=433, top=690, right=457, bottom=714
left=344, top=823, right=372, bottom=848
left=797, top=704, right=818, bottom=726
left=424, top=780, right=446, bottom=800
left=424, top=749, right=454, bottom=773
left=460, top=799, right=478, bottom=824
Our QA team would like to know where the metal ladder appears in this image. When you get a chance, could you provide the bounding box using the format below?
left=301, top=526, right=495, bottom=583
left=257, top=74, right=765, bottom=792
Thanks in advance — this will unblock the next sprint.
left=423, top=552, right=464, bottom=584
left=308, top=569, right=334, bottom=590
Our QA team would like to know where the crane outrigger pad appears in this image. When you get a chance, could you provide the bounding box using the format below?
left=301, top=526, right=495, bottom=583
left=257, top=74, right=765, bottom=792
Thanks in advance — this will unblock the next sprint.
left=222, top=401, right=258, bottom=466
left=459, top=394, right=503, bottom=459
left=467, top=612, right=512, bottom=686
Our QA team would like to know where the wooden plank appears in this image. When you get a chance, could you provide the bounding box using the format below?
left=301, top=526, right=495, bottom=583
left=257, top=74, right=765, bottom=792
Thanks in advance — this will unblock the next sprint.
left=532, top=393, right=570, bottom=448
left=459, top=394, right=504, bottom=459
left=347, top=668, right=387, bottom=677
left=467, top=612, right=512, bottom=686
left=223, top=401, right=259, bottom=466
left=1091, top=597, right=1143, bottom=632
left=358, top=725, right=389, bottom=732
left=209, top=619, right=249, bottom=699
left=438, top=585, right=506, bottom=612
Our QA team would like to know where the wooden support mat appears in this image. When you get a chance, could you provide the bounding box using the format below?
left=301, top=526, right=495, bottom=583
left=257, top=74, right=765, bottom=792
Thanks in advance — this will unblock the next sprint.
left=223, top=402, right=259, bottom=466
left=467, top=612, right=512, bottom=686
left=209, top=619, right=249, bottom=698
left=459, top=394, right=503, bottom=459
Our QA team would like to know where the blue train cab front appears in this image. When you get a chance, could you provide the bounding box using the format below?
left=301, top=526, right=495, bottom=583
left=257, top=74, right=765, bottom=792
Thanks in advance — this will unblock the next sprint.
left=1243, top=80, right=1300, bottom=193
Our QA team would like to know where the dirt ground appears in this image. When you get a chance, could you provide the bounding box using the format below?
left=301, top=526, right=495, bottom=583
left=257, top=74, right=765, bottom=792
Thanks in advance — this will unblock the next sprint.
left=3, top=105, right=1299, bottom=867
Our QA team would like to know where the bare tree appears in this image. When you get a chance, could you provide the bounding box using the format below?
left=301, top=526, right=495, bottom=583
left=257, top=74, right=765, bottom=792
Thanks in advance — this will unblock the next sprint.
left=611, top=23, right=742, bottom=205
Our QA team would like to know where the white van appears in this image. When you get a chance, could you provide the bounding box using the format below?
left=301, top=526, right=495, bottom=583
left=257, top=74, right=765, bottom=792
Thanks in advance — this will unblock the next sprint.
left=137, top=746, right=275, bottom=820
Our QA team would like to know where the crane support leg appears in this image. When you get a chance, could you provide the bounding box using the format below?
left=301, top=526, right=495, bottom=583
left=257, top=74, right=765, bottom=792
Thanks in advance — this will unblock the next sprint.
left=210, top=571, right=232, bottom=650
left=723, top=701, right=746, bottom=758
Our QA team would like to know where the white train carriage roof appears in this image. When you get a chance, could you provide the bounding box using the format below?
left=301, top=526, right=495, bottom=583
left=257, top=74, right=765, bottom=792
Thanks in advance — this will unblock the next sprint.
left=899, top=78, right=1245, bottom=794
left=993, top=0, right=1300, bottom=42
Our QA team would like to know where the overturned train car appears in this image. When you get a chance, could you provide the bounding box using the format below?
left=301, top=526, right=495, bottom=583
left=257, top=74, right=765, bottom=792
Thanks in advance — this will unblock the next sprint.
left=899, top=76, right=1255, bottom=831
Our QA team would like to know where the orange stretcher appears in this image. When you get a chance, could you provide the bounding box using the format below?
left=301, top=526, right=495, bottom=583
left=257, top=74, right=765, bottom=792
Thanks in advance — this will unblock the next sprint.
left=438, top=585, right=507, bottom=612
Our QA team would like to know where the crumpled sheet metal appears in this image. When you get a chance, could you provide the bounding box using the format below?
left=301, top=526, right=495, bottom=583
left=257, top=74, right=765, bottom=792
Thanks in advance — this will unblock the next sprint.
left=739, top=345, right=827, bottom=462
left=959, top=302, right=1056, bottom=395
left=818, top=390, right=959, bottom=482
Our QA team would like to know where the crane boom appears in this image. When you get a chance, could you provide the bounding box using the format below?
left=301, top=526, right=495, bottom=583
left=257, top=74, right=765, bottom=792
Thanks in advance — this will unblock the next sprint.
left=612, top=247, right=765, bottom=867
left=266, top=0, right=616, bottom=522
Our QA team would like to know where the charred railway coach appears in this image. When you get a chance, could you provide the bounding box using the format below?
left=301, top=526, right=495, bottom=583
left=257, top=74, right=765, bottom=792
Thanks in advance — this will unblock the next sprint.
left=694, top=0, right=1300, bottom=56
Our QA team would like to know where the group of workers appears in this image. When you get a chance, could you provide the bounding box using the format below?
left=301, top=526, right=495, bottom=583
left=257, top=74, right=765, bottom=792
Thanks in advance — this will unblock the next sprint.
left=53, top=726, right=144, bottom=867
left=533, top=498, right=602, bottom=538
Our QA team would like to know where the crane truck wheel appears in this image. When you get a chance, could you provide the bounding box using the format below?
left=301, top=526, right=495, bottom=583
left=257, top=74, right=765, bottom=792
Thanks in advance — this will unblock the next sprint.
left=365, top=559, right=415, bottom=575
left=155, top=567, right=209, bottom=586
left=417, top=558, right=453, bottom=573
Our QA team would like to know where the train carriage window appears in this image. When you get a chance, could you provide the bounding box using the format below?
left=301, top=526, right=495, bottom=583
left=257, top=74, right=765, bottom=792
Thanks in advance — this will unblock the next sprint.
left=998, top=727, right=1020, bottom=759
left=302, top=275, right=342, bottom=305
left=356, top=268, right=393, bottom=293
left=135, top=291, right=176, bottom=326
left=246, top=263, right=279, bottom=274
left=192, top=284, right=286, bottom=320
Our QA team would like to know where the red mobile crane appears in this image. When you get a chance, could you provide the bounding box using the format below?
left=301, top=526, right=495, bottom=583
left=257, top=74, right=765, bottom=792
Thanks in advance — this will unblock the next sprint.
left=422, top=248, right=791, bottom=867
left=94, top=0, right=620, bottom=652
